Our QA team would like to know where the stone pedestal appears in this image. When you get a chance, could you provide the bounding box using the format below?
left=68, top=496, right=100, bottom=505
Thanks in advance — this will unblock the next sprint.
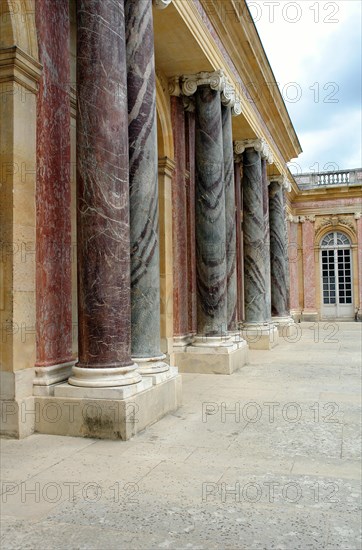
left=271, top=316, right=295, bottom=337
left=175, top=338, right=248, bottom=375
left=33, top=372, right=182, bottom=440
left=241, top=323, right=279, bottom=350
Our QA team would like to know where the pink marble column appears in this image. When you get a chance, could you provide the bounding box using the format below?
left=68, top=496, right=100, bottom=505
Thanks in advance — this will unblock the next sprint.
left=288, top=217, right=300, bottom=316
left=34, top=0, right=74, bottom=386
left=355, top=213, right=362, bottom=320
left=301, top=216, right=318, bottom=320
left=170, top=96, right=189, bottom=339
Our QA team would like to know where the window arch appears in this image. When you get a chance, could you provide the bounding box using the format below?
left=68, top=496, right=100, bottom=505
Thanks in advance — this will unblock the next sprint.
left=321, top=231, right=351, bottom=248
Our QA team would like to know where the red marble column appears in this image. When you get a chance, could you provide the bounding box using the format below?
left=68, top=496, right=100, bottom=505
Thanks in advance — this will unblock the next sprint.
left=356, top=213, right=362, bottom=319
left=34, top=0, right=73, bottom=383
left=234, top=161, right=244, bottom=322
left=185, top=109, right=197, bottom=335
left=288, top=217, right=300, bottom=315
left=70, top=0, right=140, bottom=387
left=171, top=96, right=189, bottom=339
left=301, top=217, right=318, bottom=319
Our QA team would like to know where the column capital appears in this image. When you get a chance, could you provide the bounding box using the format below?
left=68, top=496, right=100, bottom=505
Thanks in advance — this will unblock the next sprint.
left=234, top=138, right=273, bottom=164
left=300, top=215, right=316, bottom=223
left=271, top=175, right=292, bottom=192
left=169, top=70, right=242, bottom=116
left=287, top=214, right=299, bottom=223
left=153, top=0, right=172, bottom=9
left=354, top=212, right=362, bottom=220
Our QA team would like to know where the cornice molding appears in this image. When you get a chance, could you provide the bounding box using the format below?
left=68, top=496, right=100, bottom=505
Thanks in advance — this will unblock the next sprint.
left=0, top=46, right=42, bottom=94
left=234, top=138, right=273, bottom=164
left=169, top=70, right=242, bottom=116
left=299, top=215, right=316, bottom=223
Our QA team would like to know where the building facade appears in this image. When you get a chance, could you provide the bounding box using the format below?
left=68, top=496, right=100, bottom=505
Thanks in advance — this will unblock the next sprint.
left=1, top=0, right=361, bottom=439
left=291, top=169, right=362, bottom=322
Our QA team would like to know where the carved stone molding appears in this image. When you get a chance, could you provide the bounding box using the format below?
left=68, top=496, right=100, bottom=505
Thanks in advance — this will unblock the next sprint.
left=317, top=216, right=356, bottom=232
left=169, top=70, right=242, bottom=116
left=234, top=138, right=273, bottom=164
left=299, top=215, right=316, bottom=223
left=168, top=75, right=181, bottom=97
left=0, top=46, right=42, bottom=94
left=354, top=212, right=362, bottom=220
left=271, top=175, right=292, bottom=192
left=182, top=95, right=195, bottom=113
left=287, top=214, right=299, bottom=223
left=153, top=0, right=172, bottom=9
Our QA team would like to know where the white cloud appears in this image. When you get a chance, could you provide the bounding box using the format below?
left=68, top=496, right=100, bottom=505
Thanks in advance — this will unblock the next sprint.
left=247, top=0, right=362, bottom=170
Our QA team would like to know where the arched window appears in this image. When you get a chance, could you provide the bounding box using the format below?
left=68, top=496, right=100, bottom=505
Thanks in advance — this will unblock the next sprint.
left=320, top=231, right=353, bottom=317
left=321, top=231, right=351, bottom=248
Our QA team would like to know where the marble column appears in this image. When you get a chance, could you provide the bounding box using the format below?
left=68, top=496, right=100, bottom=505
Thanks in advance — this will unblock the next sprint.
left=234, top=159, right=244, bottom=322
left=261, top=158, right=271, bottom=321
left=185, top=109, right=197, bottom=336
left=301, top=216, right=318, bottom=321
left=269, top=178, right=291, bottom=317
left=288, top=215, right=301, bottom=319
left=170, top=95, right=189, bottom=343
left=194, top=85, right=227, bottom=337
left=222, top=105, right=237, bottom=331
left=171, top=71, right=248, bottom=373
left=241, top=147, right=265, bottom=323
left=34, top=0, right=74, bottom=388
left=125, top=0, right=168, bottom=374
left=355, top=212, right=362, bottom=320
left=234, top=138, right=278, bottom=349
left=70, top=0, right=140, bottom=387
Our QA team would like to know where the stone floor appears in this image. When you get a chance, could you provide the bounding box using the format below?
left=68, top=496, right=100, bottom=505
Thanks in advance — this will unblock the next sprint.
left=1, top=322, right=361, bottom=550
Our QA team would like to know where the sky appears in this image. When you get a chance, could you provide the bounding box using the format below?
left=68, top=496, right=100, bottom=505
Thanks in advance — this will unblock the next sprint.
left=246, top=0, right=362, bottom=174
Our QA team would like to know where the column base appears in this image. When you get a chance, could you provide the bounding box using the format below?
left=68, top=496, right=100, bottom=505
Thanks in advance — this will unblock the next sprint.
left=133, top=354, right=169, bottom=377
left=68, top=364, right=141, bottom=388
left=33, top=361, right=75, bottom=396
left=227, top=331, right=248, bottom=348
left=290, top=309, right=302, bottom=323
left=241, top=323, right=279, bottom=350
left=271, top=316, right=295, bottom=337
left=172, top=334, right=194, bottom=352
left=301, top=309, right=319, bottom=322
left=174, top=336, right=249, bottom=375
left=33, top=372, right=182, bottom=440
